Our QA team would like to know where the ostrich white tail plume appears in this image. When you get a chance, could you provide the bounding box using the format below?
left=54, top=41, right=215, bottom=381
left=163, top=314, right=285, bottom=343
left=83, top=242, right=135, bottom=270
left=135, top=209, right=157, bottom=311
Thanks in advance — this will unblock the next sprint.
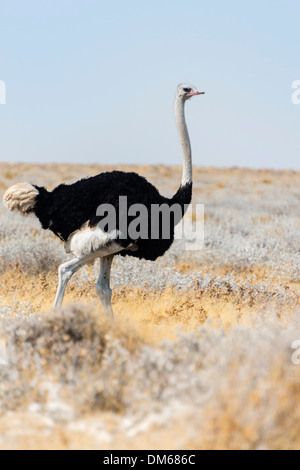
left=3, top=183, right=39, bottom=214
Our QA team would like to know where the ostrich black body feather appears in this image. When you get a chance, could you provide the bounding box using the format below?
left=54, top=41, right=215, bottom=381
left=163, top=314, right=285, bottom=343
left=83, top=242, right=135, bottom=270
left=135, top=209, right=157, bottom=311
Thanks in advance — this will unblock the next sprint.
left=33, top=171, right=192, bottom=261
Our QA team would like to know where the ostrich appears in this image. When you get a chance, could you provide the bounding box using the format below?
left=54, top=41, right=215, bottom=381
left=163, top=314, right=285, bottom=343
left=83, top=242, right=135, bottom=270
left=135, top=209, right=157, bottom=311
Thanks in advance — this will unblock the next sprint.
left=3, top=84, right=204, bottom=317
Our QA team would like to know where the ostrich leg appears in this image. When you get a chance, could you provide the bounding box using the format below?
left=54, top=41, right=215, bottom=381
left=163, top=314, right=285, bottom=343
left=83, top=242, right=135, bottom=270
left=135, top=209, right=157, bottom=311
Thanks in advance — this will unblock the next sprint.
left=96, top=255, right=114, bottom=318
left=53, top=257, right=89, bottom=311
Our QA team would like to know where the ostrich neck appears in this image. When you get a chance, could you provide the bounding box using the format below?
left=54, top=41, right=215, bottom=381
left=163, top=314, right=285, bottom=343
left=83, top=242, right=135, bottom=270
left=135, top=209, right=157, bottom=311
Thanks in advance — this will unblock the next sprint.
left=174, top=97, right=192, bottom=186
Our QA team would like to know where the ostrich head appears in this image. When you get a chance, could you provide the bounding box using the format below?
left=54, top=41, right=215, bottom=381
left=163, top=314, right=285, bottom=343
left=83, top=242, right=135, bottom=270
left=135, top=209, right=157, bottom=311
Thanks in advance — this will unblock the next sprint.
left=177, top=83, right=205, bottom=101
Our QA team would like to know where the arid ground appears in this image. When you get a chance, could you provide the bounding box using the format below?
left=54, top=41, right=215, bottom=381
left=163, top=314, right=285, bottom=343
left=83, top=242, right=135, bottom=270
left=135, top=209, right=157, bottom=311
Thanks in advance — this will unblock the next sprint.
left=0, top=163, right=300, bottom=450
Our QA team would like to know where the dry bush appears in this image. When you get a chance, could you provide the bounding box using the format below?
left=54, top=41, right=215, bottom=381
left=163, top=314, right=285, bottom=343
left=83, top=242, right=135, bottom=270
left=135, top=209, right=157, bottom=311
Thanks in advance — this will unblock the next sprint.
left=1, top=303, right=300, bottom=449
left=0, top=304, right=143, bottom=416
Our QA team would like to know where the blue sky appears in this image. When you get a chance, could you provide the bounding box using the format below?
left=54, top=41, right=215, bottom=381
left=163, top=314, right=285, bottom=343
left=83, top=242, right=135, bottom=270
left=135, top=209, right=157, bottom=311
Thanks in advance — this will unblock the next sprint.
left=0, top=0, right=299, bottom=169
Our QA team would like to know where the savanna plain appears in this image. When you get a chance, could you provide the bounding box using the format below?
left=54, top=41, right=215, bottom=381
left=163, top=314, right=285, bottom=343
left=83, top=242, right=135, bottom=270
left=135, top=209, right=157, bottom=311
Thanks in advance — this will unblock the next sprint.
left=0, top=162, right=300, bottom=450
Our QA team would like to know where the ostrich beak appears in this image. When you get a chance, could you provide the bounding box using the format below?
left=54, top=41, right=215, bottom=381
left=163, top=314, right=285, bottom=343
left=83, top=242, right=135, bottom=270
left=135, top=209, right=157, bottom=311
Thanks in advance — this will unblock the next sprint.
left=188, top=90, right=205, bottom=96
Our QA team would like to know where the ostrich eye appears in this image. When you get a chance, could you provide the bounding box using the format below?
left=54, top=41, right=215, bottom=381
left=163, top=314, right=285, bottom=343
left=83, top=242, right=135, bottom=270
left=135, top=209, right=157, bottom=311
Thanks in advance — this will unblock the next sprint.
left=183, top=87, right=192, bottom=93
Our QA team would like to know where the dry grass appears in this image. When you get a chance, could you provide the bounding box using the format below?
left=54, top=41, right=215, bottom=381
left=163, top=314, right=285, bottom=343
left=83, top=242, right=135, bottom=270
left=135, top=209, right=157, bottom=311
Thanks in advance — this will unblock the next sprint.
left=1, top=163, right=300, bottom=449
